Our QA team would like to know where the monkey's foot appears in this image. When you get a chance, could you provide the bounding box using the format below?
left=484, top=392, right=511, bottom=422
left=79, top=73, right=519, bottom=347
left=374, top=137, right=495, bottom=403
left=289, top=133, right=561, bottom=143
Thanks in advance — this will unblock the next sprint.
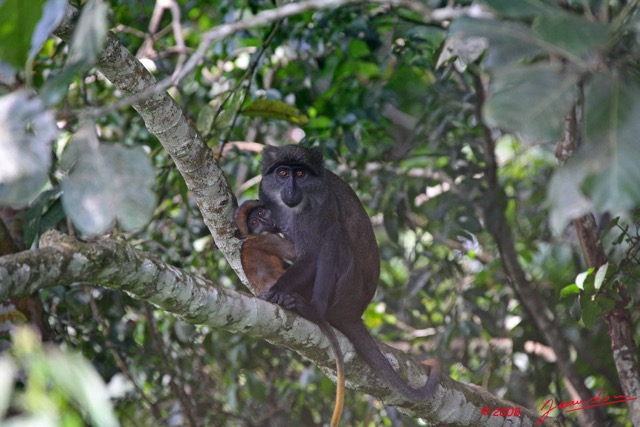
left=259, top=291, right=316, bottom=317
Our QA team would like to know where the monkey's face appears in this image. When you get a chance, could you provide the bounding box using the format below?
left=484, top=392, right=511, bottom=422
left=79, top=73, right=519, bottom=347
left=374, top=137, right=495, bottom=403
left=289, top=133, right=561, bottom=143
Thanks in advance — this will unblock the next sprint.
left=260, top=145, right=327, bottom=217
left=247, top=207, right=278, bottom=234
left=274, top=166, right=308, bottom=208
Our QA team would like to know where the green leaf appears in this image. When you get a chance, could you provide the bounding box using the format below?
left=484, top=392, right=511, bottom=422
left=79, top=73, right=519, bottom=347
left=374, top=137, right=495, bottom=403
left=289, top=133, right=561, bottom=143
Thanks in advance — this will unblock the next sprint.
left=61, top=125, right=156, bottom=235
left=45, top=351, right=119, bottom=427
left=67, top=0, right=108, bottom=67
left=0, top=91, right=57, bottom=208
left=40, top=0, right=107, bottom=105
left=533, top=13, right=611, bottom=57
left=0, top=0, right=46, bottom=68
left=560, top=284, right=580, bottom=298
left=347, top=39, right=370, bottom=59
left=28, top=0, right=68, bottom=63
left=484, top=64, right=579, bottom=143
left=197, top=103, right=217, bottom=136
left=583, top=72, right=640, bottom=214
left=242, top=99, right=309, bottom=125
left=483, top=0, right=559, bottom=18
left=447, top=17, right=543, bottom=68
left=24, top=189, right=63, bottom=247
left=581, top=296, right=599, bottom=329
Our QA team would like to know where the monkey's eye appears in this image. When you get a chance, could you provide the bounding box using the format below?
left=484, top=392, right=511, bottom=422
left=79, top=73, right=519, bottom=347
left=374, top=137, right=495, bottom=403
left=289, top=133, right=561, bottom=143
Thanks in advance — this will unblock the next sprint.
left=277, top=167, right=289, bottom=177
left=250, top=219, right=259, bottom=228
left=257, top=209, right=266, bottom=217
left=294, top=169, right=305, bottom=178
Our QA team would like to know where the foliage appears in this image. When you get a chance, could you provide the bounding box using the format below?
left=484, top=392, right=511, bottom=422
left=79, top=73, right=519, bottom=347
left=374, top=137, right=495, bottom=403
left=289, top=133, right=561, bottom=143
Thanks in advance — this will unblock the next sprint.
left=1, top=0, right=639, bottom=426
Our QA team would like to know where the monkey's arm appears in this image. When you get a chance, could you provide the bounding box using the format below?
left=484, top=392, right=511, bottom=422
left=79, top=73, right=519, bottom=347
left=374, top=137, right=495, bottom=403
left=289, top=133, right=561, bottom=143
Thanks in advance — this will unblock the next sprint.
left=262, top=225, right=350, bottom=323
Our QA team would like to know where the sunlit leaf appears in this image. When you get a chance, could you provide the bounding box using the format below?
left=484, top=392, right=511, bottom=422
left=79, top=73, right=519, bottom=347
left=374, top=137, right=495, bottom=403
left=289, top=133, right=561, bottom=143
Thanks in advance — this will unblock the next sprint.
left=61, top=125, right=156, bottom=235
left=0, top=91, right=57, bottom=208
left=242, top=99, right=309, bottom=125
left=575, top=269, right=592, bottom=291
left=484, top=64, right=578, bottom=143
left=559, top=284, right=580, bottom=298
left=594, top=262, right=608, bottom=290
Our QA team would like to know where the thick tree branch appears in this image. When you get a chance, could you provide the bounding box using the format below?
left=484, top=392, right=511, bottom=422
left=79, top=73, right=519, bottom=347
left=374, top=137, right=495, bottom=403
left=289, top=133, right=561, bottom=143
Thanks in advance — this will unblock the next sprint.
left=0, top=231, right=554, bottom=426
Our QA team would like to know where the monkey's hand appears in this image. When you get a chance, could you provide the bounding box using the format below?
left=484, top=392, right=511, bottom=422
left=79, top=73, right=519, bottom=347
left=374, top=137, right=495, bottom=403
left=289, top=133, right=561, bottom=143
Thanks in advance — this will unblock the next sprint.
left=259, top=291, right=320, bottom=322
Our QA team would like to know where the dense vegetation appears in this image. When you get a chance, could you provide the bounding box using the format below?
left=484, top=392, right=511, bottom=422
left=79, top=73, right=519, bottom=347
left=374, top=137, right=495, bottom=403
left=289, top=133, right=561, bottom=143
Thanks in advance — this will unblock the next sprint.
left=1, top=0, right=639, bottom=426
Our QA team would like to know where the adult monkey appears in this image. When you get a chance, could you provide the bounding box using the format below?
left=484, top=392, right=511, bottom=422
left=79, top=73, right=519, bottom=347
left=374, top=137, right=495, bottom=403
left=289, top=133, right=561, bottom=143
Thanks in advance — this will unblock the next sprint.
left=258, top=145, right=440, bottom=406
left=234, top=200, right=345, bottom=427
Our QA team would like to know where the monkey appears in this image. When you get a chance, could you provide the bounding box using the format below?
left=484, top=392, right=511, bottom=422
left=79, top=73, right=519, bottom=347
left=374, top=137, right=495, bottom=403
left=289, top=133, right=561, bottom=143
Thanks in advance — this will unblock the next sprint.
left=234, top=200, right=345, bottom=427
left=257, top=145, right=441, bottom=405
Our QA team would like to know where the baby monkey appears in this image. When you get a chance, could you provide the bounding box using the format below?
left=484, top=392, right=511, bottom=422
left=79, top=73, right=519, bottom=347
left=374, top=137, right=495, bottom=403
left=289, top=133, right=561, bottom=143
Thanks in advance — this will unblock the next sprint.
left=234, top=200, right=296, bottom=295
left=234, top=200, right=345, bottom=427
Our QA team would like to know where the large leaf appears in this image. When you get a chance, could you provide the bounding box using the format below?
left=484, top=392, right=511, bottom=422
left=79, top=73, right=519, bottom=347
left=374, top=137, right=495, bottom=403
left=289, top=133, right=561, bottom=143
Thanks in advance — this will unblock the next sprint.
left=242, top=99, right=309, bottom=125
left=447, top=17, right=543, bottom=68
left=533, top=13, right=611, bottom=58
left=583, top=72, right=640, bottom=213
left=483, top=0, right=559, bottom=18
left=0, top=0, right=46, bottom=68
left=484, top=64, right=579, bottom=144
left=61, top=125, right=156, bottom=235
left=0, top=91, right=57, bottom=208
left=547, top=71, right=640, bottom=233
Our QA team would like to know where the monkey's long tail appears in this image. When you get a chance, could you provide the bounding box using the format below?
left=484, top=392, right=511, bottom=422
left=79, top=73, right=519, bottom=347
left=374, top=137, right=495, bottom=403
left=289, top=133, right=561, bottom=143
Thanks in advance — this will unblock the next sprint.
left=319, top=321, right=345, bottom=427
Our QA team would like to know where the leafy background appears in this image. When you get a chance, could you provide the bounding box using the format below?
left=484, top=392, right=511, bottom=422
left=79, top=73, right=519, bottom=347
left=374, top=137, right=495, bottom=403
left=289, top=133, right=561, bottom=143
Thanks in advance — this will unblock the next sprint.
left=1, top=0, right=639, bottom=426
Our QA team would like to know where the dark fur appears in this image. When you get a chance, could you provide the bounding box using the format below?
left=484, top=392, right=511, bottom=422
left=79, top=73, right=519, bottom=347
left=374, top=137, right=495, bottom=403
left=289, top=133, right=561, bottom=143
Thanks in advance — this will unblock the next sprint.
left=234, top=199, right=345, bottom=426
left=259, top=145, right=440, bottom=401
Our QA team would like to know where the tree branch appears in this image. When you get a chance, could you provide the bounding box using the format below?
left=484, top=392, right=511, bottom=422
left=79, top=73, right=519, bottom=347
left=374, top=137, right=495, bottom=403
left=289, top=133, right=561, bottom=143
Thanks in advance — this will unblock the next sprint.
left=0, top=230, right=554, bottom=426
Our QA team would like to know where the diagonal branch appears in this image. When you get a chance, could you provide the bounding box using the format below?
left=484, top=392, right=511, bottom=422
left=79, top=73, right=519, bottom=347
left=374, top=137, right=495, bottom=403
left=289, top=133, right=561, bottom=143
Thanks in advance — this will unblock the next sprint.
left=0, top=230, right=553, bottom=426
